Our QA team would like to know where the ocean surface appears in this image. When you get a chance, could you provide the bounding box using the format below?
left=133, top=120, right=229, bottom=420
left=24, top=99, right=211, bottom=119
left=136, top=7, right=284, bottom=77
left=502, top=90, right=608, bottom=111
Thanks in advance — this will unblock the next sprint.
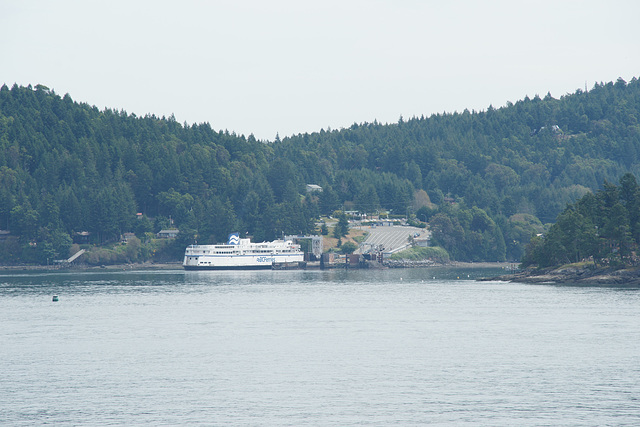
left=1, top=267, right=639, bottom=426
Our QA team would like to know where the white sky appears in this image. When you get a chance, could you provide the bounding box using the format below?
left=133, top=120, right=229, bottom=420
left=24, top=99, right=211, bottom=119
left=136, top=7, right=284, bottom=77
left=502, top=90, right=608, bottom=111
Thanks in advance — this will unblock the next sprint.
left=2, top=0, right=639, bottom=140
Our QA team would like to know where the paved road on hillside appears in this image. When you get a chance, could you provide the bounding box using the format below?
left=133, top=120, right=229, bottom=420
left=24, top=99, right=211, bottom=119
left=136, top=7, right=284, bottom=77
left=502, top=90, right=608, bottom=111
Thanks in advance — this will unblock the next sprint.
left=355, top=224, right=430, bottom=253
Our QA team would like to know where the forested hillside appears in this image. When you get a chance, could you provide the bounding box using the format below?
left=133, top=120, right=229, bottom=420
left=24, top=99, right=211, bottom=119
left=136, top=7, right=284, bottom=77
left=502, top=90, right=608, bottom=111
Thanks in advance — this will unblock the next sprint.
left=1, top=78, right=639, bottom=264
left=0, top=84, right=319, bottom=264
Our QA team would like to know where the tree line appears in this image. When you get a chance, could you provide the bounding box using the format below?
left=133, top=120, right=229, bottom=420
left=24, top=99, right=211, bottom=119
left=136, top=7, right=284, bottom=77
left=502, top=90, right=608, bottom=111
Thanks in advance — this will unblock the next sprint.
left=0, top=77, right=639, bottom=264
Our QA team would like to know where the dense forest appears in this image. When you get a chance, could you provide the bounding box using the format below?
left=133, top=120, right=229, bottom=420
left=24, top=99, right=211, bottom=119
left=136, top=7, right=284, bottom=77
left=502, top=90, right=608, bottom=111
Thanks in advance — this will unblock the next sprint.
left=522, top=173, right=640, bottom=268
left=1, top=77, right=639, bottom=264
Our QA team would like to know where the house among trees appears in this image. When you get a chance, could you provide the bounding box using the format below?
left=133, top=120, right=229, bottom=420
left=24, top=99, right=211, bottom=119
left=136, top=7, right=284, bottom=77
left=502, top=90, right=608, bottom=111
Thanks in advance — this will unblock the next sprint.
left=73, top=231, right=91, bottom=244
left=157, top=229, right=179, bottom=239
left=443, top=196, right=455, bottom=204
left=306, top=184, right=323, bottom=193
left=121, top=232, right=136, bottom=243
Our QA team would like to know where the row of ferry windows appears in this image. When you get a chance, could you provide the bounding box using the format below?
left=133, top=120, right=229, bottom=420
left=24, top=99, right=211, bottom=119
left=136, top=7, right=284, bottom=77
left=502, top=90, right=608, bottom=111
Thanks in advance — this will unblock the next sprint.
left=190, top=249, right=296, bottom=255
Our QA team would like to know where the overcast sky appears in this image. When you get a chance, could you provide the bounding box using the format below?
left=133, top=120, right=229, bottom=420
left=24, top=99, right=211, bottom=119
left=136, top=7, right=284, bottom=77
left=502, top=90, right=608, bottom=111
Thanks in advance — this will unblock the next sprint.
left=3, top=1, right=639, bottom=140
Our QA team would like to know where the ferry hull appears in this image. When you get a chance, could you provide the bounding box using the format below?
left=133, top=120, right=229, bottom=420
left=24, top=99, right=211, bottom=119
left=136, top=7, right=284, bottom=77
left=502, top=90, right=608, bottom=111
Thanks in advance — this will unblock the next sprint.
left=183, top=264, right=273, bottom=271
left=184, top=261, right=305, bottom=271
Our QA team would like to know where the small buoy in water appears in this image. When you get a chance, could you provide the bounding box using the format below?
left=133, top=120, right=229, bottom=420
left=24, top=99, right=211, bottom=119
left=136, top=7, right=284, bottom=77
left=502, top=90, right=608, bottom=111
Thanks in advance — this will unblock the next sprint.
left=400, top=277, right=403, bottom=281
left=52, top=295, right=59, bottom=302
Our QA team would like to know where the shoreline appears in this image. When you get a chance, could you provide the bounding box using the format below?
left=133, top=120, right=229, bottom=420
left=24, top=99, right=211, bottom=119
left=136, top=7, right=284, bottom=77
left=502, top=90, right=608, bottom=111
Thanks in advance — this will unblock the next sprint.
left=447, top=261, right=516, bottom=269
left=0, top=260, right=516, bottom=273
left=0, top=262, right=184, bottom=272
left=486, top=265, right=640, bottom=286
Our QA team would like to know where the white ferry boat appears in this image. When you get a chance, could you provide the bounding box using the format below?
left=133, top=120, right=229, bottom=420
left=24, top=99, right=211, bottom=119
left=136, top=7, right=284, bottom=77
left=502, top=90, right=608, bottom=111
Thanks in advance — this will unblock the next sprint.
left=183, top=233, right=304, bottom=270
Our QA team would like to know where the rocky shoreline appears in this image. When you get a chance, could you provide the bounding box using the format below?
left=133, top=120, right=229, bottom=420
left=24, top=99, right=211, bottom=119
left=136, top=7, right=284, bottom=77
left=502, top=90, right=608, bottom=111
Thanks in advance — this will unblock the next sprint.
left=486, top=265, right=640, bottom=286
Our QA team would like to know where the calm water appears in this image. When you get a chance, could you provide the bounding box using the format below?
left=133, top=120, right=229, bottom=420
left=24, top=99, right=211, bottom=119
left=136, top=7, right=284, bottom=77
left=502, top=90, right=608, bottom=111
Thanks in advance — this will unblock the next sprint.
left=1, top=267, right=639, bottom=426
